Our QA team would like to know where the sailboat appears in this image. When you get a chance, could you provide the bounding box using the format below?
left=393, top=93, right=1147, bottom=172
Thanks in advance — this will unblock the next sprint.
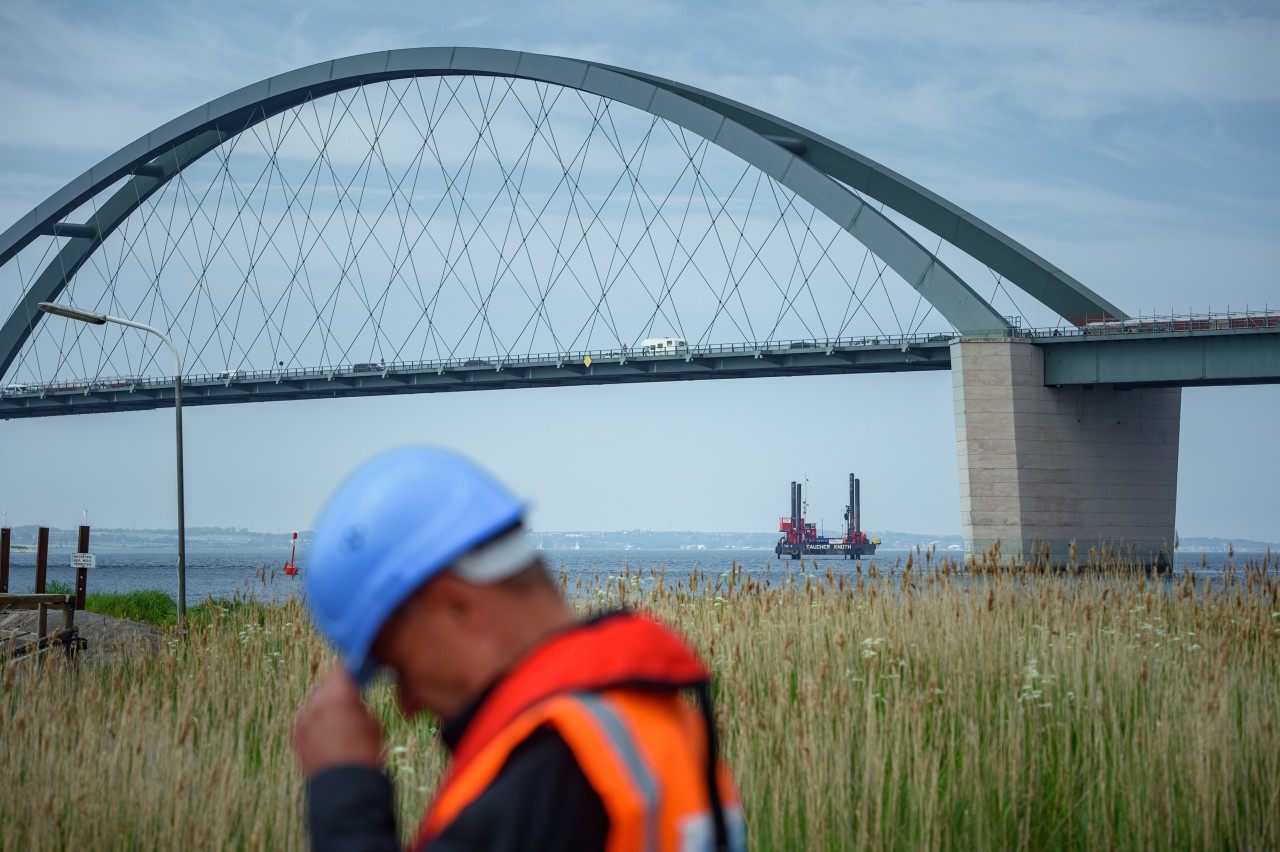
left=284, top=532, right=299, bottom=576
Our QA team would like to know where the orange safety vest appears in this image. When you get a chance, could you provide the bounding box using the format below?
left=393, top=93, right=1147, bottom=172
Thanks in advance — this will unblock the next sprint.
left=413, top=612, right=745, bottom=851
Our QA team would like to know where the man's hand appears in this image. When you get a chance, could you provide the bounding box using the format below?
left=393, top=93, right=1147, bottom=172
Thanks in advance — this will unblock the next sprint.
left=293, top=666, right=385, bottom=776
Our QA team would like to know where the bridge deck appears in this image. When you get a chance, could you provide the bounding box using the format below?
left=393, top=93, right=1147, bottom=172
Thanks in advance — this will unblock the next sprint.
left=0, top=336, right=956, bottom=419
left=1040, top=327, right=1280, bottom=388
left=3, top=326, right=1277, bottom=419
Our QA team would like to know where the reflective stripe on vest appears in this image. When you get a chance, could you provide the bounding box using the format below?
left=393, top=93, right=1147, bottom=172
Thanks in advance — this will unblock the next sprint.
left=573, top=692, right=660, bottom=852
left=415, top=689, right=744, bottom=851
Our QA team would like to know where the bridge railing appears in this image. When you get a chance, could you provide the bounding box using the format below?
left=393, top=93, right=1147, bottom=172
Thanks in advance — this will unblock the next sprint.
left=1023, top=309, right=1280, bottom=340
left=6, top=331, right=964, bottom=396
left=8, top=310, right=1275, bottom=397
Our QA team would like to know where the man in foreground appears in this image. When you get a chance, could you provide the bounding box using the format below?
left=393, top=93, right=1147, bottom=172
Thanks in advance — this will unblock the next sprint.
left=293, top=445, right=745, bottom=851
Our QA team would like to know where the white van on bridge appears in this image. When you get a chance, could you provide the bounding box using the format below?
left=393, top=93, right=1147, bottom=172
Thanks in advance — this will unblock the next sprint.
left=639, top=337, right=688, bottom=355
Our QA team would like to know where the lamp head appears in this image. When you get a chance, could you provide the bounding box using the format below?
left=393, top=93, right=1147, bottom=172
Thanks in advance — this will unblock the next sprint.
left=37, top=302, right=107, bottom=325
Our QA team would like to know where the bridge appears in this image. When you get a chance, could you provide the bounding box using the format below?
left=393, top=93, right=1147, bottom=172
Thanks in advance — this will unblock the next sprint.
left=3, top=321, right=1278, bottom=417
left=2, top=48, right=1277, bottom=564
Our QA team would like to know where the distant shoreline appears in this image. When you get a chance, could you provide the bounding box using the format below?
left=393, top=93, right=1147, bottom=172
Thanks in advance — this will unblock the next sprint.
left=2, top=542, right=1276, bottom=555
left=1, top=525, right=1276, bottom=554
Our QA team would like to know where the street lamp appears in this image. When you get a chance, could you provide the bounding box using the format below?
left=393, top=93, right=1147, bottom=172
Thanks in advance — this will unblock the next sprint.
left=37, top=302, right=187, bottom=625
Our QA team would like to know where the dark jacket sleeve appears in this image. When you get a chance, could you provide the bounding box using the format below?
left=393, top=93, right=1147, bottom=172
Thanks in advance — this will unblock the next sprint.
left=307, top=765, right=400, bottom=852
left=305, top=727, right=607, bottom=852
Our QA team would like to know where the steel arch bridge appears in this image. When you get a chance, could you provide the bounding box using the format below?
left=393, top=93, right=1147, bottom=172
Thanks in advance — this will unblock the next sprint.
left=0, top=47, right=1125, bottom=419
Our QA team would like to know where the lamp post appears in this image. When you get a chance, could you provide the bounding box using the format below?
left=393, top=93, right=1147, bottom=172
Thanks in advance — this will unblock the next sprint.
left=37, top=302, right=187, bottom=626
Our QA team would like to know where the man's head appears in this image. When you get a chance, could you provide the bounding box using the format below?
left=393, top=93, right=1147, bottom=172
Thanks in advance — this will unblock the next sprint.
left=307, top=446, right=560, bottom=712
left=368, top=551, right=564, bottom=718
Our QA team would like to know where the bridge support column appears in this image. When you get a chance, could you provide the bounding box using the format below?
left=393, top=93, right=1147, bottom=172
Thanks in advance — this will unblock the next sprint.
left=951, top=339, right=1180, bottom=567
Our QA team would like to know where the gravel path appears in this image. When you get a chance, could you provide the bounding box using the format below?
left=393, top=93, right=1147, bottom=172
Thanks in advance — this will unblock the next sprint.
left=2, top=609, right=165, bottom=664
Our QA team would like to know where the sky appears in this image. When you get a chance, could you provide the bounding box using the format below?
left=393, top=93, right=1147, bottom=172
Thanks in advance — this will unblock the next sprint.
left=1, top=0, right=1277, bottom=542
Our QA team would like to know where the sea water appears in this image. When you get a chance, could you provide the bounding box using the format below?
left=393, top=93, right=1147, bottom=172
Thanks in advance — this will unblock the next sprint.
left=1, top=547, right=1272, bottom=604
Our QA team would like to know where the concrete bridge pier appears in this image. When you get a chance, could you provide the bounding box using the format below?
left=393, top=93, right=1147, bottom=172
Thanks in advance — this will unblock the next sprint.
left=951, top=339, right=1181, bottom=567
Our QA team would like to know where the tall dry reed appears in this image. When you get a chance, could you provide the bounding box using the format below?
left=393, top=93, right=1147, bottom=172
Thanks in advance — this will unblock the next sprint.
left=3, top=553, right=1278, bottom=850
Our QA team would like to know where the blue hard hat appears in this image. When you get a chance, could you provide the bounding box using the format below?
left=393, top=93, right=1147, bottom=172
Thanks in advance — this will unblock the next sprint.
left=305, top=445, right=524, bottom=688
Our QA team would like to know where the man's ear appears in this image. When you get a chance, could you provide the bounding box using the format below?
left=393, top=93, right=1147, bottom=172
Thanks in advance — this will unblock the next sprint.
left=425, top=572, right=483, bottom=631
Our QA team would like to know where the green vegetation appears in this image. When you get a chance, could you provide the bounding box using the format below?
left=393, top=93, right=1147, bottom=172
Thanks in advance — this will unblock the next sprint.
left=83, top=589, right=178, bottom=626
left=41, top=580, right=264, bottom=627
left=4, top=553, right=1279, bottom=850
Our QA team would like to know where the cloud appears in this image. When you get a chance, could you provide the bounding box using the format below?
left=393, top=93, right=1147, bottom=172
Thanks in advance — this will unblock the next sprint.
left=663, top=1, right=1280, bottom=177
left=778, top=0, right=1280, bottom=110
left=453, top=14, right=493, bottom=30
left=2, top=0, right=1276, bottom=287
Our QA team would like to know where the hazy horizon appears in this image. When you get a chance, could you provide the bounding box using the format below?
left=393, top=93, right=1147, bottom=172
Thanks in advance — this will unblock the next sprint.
left=2, top=521, right=1274, bottom=549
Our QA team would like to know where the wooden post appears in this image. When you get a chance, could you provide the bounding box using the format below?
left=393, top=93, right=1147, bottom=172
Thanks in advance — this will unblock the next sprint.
left=76, top=525, right=90, bottom=611
left=35, top=526, right=49, bottom=593
left=36, top=527, right=49, bottom=639
left=1, top=527, right=9, bottom=594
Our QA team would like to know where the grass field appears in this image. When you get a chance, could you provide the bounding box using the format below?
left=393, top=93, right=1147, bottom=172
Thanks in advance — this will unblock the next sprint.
left=3, top=553, right=1278, bottom=850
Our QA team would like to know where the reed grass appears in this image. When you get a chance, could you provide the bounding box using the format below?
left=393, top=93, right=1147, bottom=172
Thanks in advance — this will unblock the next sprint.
left=3, top=552, right=1278, bottom=850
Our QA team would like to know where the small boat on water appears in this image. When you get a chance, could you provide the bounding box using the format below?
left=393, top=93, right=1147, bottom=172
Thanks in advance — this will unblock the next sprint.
left=284, top=532, right=299, bottom=576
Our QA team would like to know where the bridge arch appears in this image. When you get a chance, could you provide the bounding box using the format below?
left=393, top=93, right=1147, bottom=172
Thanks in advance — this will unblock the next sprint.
left=0, top=48, right=1122, bottom=378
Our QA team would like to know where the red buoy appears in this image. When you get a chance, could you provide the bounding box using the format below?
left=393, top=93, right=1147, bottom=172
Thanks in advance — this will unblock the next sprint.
left=284, top=532, right=299, bottom=576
